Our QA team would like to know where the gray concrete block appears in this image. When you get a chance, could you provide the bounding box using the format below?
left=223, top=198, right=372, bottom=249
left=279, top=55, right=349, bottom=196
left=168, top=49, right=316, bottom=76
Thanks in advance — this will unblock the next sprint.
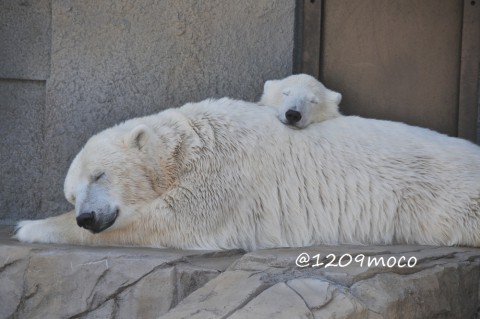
left=0, top=0, right=51, bottom=80
left=0, top=79, right=45, bottom=223
left=38, top=0, right=295, bottom=218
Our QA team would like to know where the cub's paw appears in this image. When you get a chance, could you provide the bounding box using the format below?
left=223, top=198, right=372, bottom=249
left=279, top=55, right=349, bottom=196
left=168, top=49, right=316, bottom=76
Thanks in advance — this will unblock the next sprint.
left=14, top=219, right=56, bottom=244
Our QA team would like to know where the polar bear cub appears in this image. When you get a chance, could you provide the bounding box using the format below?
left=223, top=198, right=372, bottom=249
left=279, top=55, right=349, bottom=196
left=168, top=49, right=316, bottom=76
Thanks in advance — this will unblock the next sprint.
left=260, top=73, right=342, bottom=128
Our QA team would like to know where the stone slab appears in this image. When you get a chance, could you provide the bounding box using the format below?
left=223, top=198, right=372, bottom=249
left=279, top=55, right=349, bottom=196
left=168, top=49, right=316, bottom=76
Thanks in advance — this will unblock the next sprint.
left=0, top=80, right=45, bottom=223
left=3, top=230, right=480, bottom=318
left=0, top=0, right=51, bottom=80
left=0, top=226, right=244, bottom=319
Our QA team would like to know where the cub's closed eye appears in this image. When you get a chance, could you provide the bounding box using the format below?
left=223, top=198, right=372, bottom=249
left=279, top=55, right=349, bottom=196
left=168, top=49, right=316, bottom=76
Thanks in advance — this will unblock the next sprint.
left=94, top=172, right=105, bottom=182
left=282, top=91, right=290, bottom=96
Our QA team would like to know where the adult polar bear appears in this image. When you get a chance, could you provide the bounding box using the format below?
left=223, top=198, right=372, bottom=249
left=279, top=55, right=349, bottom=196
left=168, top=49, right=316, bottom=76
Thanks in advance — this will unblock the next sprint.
left=15, top=98, right=480, bottom=250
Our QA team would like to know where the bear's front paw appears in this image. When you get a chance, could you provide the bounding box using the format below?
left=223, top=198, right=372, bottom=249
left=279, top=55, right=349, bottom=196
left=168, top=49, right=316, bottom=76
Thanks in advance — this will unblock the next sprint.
left=14, top=219, right=56, bottom=244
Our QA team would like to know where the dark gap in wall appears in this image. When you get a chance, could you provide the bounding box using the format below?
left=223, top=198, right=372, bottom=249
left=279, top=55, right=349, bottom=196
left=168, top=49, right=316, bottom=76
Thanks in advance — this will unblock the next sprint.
left=477, top=66, right=480, bottom=144
left=292, top=0, right=304, bottom=74
left=0, top=77, right=46, bottom=83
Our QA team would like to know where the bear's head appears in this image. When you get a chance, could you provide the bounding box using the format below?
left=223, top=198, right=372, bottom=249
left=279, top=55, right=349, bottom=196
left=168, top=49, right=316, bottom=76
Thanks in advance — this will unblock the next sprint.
left=260, top=74, right=342, bottom=128
left=63, top=123, right=170, bottom=233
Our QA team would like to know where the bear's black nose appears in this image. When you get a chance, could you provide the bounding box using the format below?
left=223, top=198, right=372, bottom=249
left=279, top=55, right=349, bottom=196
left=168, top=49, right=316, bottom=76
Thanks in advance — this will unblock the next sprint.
left=285, top=110, right=302, bottom=124
left=77, top=212, right=95, bottom=228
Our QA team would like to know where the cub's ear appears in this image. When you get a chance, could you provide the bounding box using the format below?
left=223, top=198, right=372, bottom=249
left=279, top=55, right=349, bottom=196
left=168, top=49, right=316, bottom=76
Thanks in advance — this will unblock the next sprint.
left=127, top=124, right=151, bottom=150
left=328, top=90, right=342, bottom=105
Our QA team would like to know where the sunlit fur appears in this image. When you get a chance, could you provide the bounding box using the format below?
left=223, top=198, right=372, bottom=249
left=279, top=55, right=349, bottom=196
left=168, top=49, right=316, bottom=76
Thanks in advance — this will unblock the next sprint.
left=15, top=98, right=480, bottom=250
left=260, top=74, right=342, bottom=128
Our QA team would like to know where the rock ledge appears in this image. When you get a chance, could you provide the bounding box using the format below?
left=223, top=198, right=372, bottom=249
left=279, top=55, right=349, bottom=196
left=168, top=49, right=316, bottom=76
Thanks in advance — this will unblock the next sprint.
left=1, top=226, right=479, bottom=319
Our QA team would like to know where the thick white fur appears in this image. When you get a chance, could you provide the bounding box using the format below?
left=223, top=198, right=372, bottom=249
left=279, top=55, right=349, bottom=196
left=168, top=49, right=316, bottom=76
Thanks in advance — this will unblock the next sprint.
left=15, top=98, right=480, bottom=250
left=260, top=74, right=342, bottom=128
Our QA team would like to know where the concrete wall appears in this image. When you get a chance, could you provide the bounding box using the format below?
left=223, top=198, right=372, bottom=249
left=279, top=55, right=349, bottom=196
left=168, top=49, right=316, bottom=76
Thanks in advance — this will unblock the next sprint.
left=0, top=0, right=296, bottom=223
left=478, top=71, right=480, bottom=143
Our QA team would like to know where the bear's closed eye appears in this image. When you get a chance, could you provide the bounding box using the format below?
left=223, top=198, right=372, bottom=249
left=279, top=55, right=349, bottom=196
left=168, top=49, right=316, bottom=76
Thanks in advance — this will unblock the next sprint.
left=94, top=172, right=105, bottom=182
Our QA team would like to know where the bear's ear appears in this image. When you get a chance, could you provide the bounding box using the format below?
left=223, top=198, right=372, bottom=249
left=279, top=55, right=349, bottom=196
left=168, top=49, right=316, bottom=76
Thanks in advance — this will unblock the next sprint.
left=263, top=80, right=273, bottom=92
left=329, top=90, right=342, bottom=105
left=127, top=124, right=150, bottom=150
left=264, top=80, right=279, bottom=93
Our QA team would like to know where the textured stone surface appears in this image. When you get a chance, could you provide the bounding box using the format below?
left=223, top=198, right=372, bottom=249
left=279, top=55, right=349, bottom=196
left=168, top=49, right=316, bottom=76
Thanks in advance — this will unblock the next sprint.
left=2, top=225, right=480, bottom=318
left=310, top=285, right=370, bottom=319
left=228, top=282, right=313, bottom=319
left=0, top=0, right=51, bottom=80
left=286, top=278, right=333, bottom=310
left=0, top=80, right=45, bottom=223
left=161, top=270, right=268, bottom=319
left=0, top=244, right=33, bottom=318
left=0, top=227, right=243, bottom=318
left=36, top=0, right=296, bottom=218
left=350, top=263, right=480, bottom=318
left=162, top=244, right=480, bottom=319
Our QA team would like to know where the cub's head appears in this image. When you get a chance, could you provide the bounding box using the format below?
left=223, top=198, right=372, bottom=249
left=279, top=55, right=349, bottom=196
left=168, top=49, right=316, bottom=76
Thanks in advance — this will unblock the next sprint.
left=64, top=123, right=168, bottom=233
left=260, top=73, right=342, bottom=129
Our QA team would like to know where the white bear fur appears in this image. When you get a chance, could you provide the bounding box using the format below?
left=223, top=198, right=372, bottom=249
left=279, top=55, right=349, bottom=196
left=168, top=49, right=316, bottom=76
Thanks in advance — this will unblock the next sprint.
left=15, top=98, right=480, bottom=250
left=260, top=74, right=342, bottom=128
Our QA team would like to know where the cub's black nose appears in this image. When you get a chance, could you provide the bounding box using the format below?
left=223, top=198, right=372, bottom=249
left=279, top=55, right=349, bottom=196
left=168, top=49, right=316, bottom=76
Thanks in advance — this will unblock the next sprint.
left=285, top=110, right=302, bottom=124
left=77, top=212, right=95, bottom=228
